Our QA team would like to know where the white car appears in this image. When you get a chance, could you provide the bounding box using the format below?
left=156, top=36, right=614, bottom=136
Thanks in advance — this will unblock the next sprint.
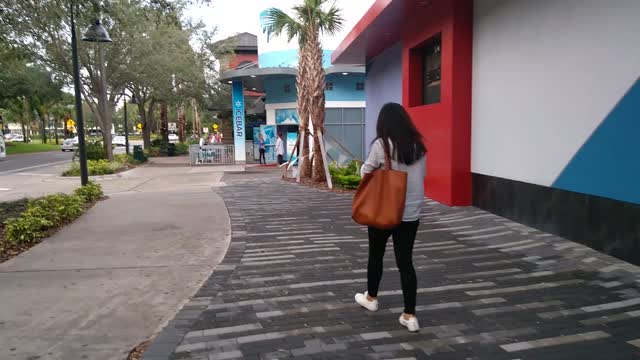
left=168, top=134, right=179, bottom=143
left=3, top=133, right=13, bottom=141
left=11, top=134, right=25, bottom=143
left=112, top=135, right=126, bottom=147
left=61, top=137, right=78, bottom=152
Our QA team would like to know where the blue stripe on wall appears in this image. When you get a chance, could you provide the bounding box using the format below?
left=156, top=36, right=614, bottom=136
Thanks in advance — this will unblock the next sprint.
left=553, top=78, right=640, bottom=205
left=259, top=50, right=333, bottom=68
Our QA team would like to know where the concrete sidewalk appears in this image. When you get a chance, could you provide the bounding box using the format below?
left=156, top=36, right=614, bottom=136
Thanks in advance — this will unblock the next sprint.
left=144, top=176, right=640, bottom=360
left=0, top=166, right=232, bottom=360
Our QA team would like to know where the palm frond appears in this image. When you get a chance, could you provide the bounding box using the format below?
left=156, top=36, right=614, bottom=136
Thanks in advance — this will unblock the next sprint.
left=318, top=3, right=343, bottom=36
left=261, top=8, right=304, bottom=44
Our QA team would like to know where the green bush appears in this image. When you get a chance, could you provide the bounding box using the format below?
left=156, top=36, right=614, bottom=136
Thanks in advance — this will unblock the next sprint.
left=329, top=160, right=362, bottom=190
left=113, top=153, right=144, bottom=165
left=63, top=159, right=125, bottom=176
left=150, top=138, right=167, bottom=148
left=4, top=193, right=86, bottom=244
left=175, top=142, right=189, bottom=155
left=4, top=216, right=52, bottom=244
left=85, top=141, right=107, bottom=161
left=74, top=182, right=104, bottom=203
left=145, top=147, right=161, bottom=157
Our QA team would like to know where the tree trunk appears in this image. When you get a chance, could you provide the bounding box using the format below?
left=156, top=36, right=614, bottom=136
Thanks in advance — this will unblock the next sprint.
left=54, top=116, right=59, bottom=144
left=147, top=101, right=156, bottom=146
left=191, top=98, right=201, bottom=139
left=41, top=112, right=47, bottom=144
left=306, top=33, right=327, bottom=183
left=160, top=102, right=169, bottom=144
left=297, top=45, right=312, bottom=179
left=178, top=103, right=186, bottom=142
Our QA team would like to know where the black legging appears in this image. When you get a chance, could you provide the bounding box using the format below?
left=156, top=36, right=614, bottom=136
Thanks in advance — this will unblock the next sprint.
left=367, top=220, right=419, bottom=314
left=259, top=149, right=266, bottom=164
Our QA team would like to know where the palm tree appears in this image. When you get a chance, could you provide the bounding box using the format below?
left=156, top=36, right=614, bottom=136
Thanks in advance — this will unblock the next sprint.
left=263, top=0, right=343, bottom=182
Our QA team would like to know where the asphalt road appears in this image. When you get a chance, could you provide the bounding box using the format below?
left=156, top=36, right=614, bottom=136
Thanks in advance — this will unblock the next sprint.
left=0, top=140, right=143, bottom=176
left=0, top=151, right=73, bottom=175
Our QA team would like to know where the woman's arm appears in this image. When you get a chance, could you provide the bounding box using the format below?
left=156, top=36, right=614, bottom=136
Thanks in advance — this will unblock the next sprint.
left=360, top=140, right=384, bottom=177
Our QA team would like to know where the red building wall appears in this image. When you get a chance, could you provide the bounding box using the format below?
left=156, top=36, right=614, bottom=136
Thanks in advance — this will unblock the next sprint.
left=228, top=53, right=257, bottom=70
left=401, top=0, right=473, bottom=206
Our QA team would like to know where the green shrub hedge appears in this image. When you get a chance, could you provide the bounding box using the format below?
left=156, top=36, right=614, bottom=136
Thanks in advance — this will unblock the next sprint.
left=85, top=141, right=107, bottom=161
left=329, top=160, right=362, bottom=190
left=73, top=181, right=104, bottom=203
left=175, top=142, right=189, bottom=155
left=3, top=183, right=103, bottom=244
left=62, top=159, right=125, bottom=176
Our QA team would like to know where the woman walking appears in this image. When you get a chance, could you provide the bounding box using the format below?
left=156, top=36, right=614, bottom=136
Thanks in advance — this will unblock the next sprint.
left=354, top=103, right=427, bottom=332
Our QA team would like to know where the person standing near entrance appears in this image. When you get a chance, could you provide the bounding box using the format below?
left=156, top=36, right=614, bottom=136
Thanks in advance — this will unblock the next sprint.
left=258, top=134, right=266, bottom=164
left=275, top=132, right=285, bottom=165
left=354, top=103, right=427, bottom=332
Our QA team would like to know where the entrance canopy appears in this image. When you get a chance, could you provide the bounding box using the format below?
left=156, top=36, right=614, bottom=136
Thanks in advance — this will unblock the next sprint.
left=332, top=0, right=443, bottom=65
left=220, top=65, right=366, bottom=93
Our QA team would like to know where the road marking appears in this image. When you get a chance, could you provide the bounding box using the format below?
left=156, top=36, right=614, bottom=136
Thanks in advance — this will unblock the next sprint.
left=0, top=160, right=70, bottom=175
left=0, top=188, right=10, bottom=191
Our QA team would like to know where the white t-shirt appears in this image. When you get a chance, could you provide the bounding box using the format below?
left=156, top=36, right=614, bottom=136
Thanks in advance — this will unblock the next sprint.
left=275, top=137, right=285, bottom=156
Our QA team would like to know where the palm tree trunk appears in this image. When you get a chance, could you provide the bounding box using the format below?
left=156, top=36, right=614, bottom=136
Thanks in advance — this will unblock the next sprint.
left=297, top=46, right=312, bottom=179
left=306, top=34, right=327, bottom=183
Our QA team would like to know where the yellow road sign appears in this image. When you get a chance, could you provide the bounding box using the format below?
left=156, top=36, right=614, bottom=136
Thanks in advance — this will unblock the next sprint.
left=66, top=119, right=75, bottom=127
left=137, top=123, right=142, bottom=129
left=213, top=124, right=218, bottom=130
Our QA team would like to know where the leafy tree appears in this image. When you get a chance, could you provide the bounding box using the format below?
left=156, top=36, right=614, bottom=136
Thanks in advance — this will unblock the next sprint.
left=1, top=0, right=224, bottom=157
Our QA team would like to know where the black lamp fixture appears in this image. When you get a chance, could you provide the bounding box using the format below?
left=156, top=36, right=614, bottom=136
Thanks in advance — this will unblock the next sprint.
left=82, top=20, right=113, bottom=43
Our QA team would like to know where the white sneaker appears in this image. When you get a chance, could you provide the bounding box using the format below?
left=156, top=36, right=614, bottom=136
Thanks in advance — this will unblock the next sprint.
left=355, top=292, right=379, bottom=312
left=399, top=315, right=420, bottom=332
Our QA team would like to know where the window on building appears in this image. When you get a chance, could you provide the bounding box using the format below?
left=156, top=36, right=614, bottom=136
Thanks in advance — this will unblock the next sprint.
left=356, top=82, right=365, bottom=91
left=283, top=84, right=291, bottom=93
left=421, top=34, right=441, bottom=105
left=325, top=82, right=334, bottom=91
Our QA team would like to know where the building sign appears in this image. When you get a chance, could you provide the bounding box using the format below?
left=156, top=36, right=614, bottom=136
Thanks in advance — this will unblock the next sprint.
left=232, top=80, right=246, bottom=162
left=275, top=109, right=300, bottom=125
left=168, top=122, right=177, bottom=131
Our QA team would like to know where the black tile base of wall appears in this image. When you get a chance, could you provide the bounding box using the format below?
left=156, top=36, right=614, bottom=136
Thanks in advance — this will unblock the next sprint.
left=472, top=173, right=640, bottom=266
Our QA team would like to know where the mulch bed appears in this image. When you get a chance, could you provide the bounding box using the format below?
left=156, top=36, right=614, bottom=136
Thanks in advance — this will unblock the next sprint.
left=126, top=339, right=151, bottom=360
left=0, top=197, right=105, bottom=264
left=282, top=177, right=356, bottom=194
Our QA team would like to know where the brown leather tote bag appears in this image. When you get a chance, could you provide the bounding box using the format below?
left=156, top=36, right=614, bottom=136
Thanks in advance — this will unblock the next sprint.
left=352, top=144, right=407, bottom=229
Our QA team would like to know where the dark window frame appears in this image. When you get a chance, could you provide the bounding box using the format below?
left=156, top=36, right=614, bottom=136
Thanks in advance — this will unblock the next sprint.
left=356, top=82, right=365, bottom=91
left=420, top=34, right=442, bottom=105
left=325, top=82, right=334, bottom=91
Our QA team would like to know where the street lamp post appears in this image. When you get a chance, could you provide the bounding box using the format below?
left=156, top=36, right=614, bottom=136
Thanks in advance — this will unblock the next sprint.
left=70, top=2, right=89, bottom=185
left=69, top=3, right=112, bottom=186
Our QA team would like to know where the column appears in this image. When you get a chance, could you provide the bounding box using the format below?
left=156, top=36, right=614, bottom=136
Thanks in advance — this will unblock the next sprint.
left=232, top=80, right=246, bottom=164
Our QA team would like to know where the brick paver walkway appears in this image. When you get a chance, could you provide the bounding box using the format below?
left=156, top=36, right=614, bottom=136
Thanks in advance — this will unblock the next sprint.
left=144, top=177, right=640, bottom=360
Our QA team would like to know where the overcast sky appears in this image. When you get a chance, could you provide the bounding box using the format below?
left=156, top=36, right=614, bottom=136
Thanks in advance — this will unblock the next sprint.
left=184, top=0, right=375, bottom=45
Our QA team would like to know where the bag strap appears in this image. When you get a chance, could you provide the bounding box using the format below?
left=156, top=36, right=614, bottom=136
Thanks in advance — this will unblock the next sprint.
left=382, top=139, right=392, bottom=171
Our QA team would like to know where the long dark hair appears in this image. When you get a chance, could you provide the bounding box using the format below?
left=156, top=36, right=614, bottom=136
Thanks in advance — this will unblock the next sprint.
left=375, top=102, right=426, bottom=165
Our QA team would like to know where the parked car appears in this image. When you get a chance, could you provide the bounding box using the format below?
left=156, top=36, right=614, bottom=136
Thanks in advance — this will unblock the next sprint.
left=61, top=137, right=78, bottom=152
left=11, top=134, right=25, bottom=143
left=3, top=133, right=13, bottom=141
left=112, top=135, right=126, bottom=147
left=168, top=134, right=179, bottom=143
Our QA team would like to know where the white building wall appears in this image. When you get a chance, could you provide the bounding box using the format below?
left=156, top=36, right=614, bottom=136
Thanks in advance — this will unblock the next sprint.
left=472, top=0, right=640, bottom=187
